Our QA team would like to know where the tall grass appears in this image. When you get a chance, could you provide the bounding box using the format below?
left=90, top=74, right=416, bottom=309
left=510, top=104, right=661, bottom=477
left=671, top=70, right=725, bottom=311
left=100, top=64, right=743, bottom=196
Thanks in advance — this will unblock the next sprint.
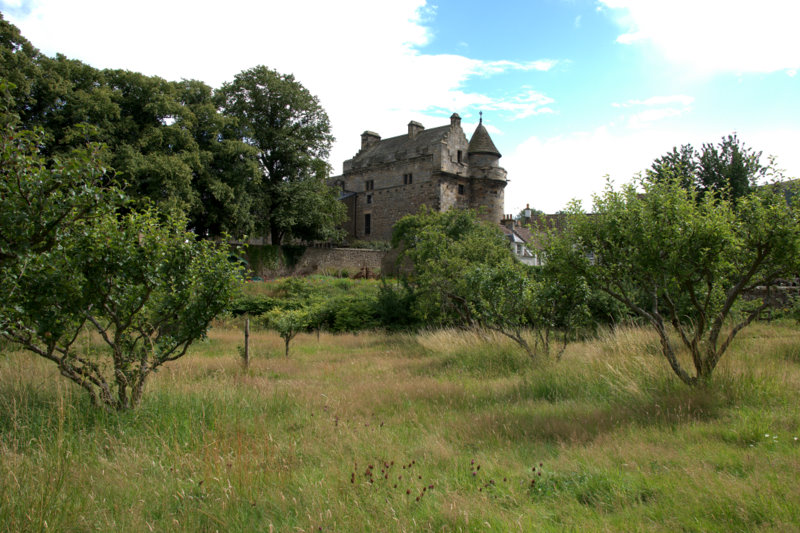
left=1, top=321, right=799, bottom=531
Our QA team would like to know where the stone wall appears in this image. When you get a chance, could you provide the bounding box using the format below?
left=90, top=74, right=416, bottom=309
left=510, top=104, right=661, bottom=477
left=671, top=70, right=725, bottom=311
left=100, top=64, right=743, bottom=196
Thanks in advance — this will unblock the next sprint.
left=247, top=245, right=388, bottom=279
left=358, top=180, right=440, bottom=241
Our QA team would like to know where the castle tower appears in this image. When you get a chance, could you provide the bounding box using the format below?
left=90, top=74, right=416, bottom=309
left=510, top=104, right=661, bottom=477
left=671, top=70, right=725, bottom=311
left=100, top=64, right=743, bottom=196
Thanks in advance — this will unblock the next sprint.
left=467, top=114, right=507, bottom=224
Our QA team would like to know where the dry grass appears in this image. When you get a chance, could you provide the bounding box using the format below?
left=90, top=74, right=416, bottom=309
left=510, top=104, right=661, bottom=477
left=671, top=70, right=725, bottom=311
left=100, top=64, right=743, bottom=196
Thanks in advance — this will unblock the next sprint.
left=1, top=321, right=800, bottom=531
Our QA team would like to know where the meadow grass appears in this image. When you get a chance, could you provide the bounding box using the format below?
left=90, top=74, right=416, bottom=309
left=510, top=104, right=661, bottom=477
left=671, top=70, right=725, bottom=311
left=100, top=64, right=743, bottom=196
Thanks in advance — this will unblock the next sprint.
left=1, top=320, right=799, bottom=532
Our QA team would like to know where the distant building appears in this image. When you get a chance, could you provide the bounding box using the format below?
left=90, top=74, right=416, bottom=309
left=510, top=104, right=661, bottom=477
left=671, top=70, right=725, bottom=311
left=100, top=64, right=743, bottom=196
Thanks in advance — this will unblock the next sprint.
left=330, top=112, right=507, bottom=241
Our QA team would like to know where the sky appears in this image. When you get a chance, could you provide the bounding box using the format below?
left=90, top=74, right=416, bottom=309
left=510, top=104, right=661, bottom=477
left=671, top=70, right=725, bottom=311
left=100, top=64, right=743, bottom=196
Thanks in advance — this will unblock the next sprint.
left=2, top=0, right=799, bottom=214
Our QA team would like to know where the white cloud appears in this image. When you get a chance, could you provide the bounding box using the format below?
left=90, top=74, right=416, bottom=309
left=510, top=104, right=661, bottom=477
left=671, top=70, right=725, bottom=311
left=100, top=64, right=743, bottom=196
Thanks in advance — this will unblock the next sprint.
left=612, top=94, right=694, bottom=108
left=503, top=123, right=800, bottom=214
left=611, top=94, right=694, bottom=128
left=472, top=59, right=558, bottom=76
left=627, top=107, right=687, bottom=128
left=485, top=90, right=555, bottom=119
left=4, top=0, right=556, bottom=174
left=598, top=0, right=800, bottom=75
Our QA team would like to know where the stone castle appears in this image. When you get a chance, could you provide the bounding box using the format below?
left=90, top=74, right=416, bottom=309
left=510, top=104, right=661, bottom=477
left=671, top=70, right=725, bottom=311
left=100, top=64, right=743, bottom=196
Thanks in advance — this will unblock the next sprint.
left=331, top=112, right=508, bottom=241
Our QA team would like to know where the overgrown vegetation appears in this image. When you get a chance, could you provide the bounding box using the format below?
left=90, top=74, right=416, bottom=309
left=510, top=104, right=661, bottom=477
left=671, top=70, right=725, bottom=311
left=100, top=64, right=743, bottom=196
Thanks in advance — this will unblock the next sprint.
left=231, top=276, right=397, bottom=335
left=1, top=322, right=799, bottom=531
left=553, top=176, right=800, bottom=385
left=0, top=83, right=241, bottom=411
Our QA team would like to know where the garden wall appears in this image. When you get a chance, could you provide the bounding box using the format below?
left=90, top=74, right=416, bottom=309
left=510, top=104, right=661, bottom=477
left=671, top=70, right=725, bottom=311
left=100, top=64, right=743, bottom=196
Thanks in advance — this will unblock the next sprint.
left=245, top=245, right=388, bottom=279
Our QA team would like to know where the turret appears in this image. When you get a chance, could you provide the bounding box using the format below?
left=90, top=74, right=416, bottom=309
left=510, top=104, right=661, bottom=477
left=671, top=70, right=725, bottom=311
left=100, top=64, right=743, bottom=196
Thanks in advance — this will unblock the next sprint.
left=467, top=113, right=507, bottom=224
left=467, top=113, right=501, bottom=169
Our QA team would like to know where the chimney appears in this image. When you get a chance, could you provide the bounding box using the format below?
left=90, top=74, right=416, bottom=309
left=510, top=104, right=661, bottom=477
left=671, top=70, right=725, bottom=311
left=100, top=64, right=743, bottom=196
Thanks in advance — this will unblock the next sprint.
left=408, top=121, right=424, bottom=139
left=501, top=214, right=515, bottom=230
left=361, top=131, right=381, bottom=151
left=450, top=112, right=461, bottom=128
left=522, top=204, right=533, bottom=226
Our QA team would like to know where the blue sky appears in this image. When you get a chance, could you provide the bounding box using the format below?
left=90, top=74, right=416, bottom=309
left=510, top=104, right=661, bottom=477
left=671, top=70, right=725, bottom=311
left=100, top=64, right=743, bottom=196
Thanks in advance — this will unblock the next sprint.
left=3, top=0, right=799, bottom=213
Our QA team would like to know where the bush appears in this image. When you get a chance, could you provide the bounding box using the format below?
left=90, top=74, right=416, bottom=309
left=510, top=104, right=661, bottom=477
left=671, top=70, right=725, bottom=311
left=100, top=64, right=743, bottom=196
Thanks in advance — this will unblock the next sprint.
left=229, top=294, right=282, bottom=316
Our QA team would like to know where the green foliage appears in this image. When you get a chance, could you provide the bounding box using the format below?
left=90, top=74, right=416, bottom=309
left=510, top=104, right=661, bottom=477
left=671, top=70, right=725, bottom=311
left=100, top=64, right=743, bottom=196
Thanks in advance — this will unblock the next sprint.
left=555, top=175, right=800, bottom=385
left=330, top=296, right=381, bottom=333
left=392, top=208, right=517, bottom=324
left=0, top=119, right=111, bottom=266
left=216, top=65, right=345, bottom=244
left=229, top=293, right=283, bottom=317
left=539, top=230, right=624, bottom=331
left=648, top=134, right=768, bottom=202
left=1, top=206, right=241, bottom=410
left=1, top=18, right=342, bottom=241
left=0, top=14, right=262, bottom=237
left=265, top=308, right=310, bottom=357
left=393, top=208, right=565, bottom=358
left=237, top=276, right=399, bottom=333
left=0, top=117, right=239, bottom=409
left=374, top=282, right=417, bottom=330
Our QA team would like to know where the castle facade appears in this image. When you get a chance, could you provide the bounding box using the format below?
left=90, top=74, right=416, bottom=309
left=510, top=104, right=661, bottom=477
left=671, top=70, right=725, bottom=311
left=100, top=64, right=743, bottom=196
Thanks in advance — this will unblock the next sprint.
left=331, top=113, right=508, bottom=241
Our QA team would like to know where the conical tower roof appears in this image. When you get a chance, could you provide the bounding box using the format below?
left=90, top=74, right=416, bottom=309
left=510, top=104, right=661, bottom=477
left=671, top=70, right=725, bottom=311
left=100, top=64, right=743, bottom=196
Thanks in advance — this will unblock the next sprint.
left=467, top=116, right=501, bottom=157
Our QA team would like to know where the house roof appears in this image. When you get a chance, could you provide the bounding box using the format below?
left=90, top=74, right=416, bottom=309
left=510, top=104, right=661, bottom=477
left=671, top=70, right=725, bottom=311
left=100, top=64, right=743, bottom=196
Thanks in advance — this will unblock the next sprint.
left=498, top=223, right=531, bottom=244
left=349, top=125, right=451, bottom=166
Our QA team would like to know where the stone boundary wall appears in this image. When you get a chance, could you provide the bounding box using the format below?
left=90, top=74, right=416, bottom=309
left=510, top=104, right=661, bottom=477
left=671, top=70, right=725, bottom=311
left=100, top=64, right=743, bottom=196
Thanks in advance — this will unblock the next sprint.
left=296, top=247, right=386, bottom=275
left=248, top=245, right=388, bottom=279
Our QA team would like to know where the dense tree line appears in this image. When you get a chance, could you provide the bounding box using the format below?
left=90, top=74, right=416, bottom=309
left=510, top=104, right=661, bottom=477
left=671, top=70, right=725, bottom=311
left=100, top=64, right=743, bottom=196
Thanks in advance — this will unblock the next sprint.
left=0, top=14, right=346, bottom=410
left=0, top=14, right=343, bottom=242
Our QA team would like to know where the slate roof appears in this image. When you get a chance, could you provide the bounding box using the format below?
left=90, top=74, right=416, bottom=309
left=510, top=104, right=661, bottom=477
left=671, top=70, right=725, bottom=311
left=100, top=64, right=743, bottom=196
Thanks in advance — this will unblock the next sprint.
left=350, top=125, right=451, bottom=166
left=467, top=122, right=501, bottom=157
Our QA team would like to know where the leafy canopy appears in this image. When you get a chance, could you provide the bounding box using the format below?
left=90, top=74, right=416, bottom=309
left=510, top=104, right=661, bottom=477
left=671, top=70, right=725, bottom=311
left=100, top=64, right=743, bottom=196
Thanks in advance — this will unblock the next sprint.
left=216, top=65, right=345, bottom=245
left=0, top=115, right=241, bottom=410
left=648, top=134, right=768, bottom=202
left=393, top=208, right=571, bottom=359
left=556, top=175, right=800, bottom=385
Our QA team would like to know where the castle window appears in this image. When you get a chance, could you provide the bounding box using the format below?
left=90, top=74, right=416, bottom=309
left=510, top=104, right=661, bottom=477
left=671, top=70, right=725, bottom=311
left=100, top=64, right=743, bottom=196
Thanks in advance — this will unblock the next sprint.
left=364, top=214, right=371, bottom=235
left=457, top=150, right=462, bottom=163
left=458, top=184, right=465, bottom=195
left=365, top=180, right=374, bottom=191
left=366, top=194, right=372, bottom=204
left=403, top=173, right=413, bottom=185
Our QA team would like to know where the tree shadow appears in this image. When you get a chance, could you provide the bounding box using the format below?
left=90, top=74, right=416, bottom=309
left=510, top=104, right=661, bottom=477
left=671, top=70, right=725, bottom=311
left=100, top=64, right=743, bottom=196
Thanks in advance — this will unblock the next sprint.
left=457, top=384, right=722, bottom=445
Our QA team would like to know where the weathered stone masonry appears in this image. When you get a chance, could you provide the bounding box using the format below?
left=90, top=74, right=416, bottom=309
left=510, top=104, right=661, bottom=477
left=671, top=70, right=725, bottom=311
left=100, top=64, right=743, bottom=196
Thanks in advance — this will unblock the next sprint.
left=331, top=112, right=508, bottom=242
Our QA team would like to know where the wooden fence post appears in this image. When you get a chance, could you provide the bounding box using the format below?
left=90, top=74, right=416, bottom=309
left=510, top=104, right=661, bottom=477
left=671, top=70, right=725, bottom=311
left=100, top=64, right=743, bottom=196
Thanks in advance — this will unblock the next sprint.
left=243, top=317, right=250, bottom=369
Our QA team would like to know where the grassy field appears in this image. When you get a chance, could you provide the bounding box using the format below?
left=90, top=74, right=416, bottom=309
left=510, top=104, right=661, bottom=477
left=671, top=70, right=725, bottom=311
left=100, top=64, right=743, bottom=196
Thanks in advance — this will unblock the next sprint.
left=1, top=319, right=799, bottom=532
